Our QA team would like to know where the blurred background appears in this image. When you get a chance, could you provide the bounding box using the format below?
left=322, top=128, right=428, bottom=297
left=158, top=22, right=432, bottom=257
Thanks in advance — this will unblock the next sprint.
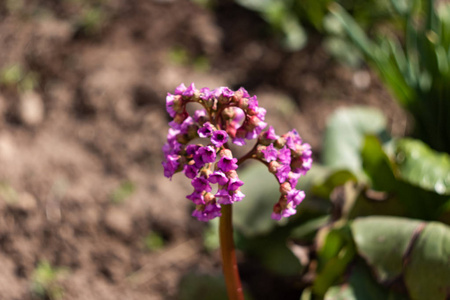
left=0, top=0, right=449, bottom=299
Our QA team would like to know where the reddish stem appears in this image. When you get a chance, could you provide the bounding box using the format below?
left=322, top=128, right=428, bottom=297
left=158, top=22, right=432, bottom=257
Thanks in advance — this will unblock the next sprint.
left=219, top=204, right=244, bottom=300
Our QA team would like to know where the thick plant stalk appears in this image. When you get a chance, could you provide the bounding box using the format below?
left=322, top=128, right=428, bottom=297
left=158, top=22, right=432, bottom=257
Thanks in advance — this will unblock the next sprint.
left=219, top=204, right=244, bottom=300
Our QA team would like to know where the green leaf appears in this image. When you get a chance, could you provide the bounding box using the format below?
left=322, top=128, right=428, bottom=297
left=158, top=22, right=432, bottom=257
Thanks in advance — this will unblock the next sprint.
left=312, top=170, right=358, bottom=199
left=361, top=135, right=397, bottom=191
left=313, top=224, right=355, bottom=296
left=313, top=243, right=355, bottom=296
left=323, top=107, right=387, bottom=175
left=328, top=3, right=375, bottom=58
left=404, top=222, right=450, bottom=300
left=289, top=215, right=331, bottom=240
left=389, top=0, right=414, bottom=16
left=324, top=262, right=408, bottom=300
left=300, top=287, right=313, bottom=300
left=280, top=14, right=307, bottom=51
left=361, top=136, right=450, bottom=221
left=394, top=139, right=450, bottom=195
left=325, top=285, right=356, bottom=300
left=351, top=216, right=424, bottom=282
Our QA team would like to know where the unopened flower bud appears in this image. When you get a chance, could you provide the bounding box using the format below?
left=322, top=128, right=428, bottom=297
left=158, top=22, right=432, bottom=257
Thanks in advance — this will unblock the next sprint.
left=248, top=116, right=261, bottom=128
left=291, top=144, right=303, bottom=158
left=231, top=90, right=243, bottom=104
left=200, top=167, right=212, bottom=178
left=278, top=194, right=288, bottom=206
left=279, top=182, right=292, bottom=195
left=248, top=107, right=261, bottom=116
left=192, top=90, right=201, bottom=102
left=173, top=95, right=184, bottom=113
left=238, top=97, right=249, bottom=110
left=204, top=192, right=215, bottom=203
left=218, top=95, right=230, bottom=104
left=256, top=145, right=266, bottom=159
left=269, top=161, right=280, bottom=173
left=219, top=149, right=233, bottom=158
left=204, top=98, right=217, bottom=110
left=222, top=107, right=235, bottom=120
left=275, top=136, right=287, bottom=148
left=226, top=170, right=238, bottom=179
left=273, top=202, right=282, bottom=214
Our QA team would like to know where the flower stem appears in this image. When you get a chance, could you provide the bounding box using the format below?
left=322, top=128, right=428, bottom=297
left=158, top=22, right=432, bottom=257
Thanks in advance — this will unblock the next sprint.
left=219, top=204, right=244, bottom=300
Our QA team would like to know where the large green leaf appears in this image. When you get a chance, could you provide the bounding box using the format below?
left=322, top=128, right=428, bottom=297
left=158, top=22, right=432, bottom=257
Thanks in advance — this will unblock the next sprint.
left=351, top=216, right=424, bottom=282
left=349, top=217, right=450, bottom=299
left=322, top=107, right=387, bottom=175
left=361, top=136, right=450, bottom=221
left=394, top=139, right=450, bottom=195
left=404, top=222, right=450, bottom=300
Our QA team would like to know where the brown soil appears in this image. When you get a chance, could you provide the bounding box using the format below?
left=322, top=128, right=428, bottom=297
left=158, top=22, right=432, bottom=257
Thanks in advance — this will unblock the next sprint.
left=0, top=1, right=406, bottom=299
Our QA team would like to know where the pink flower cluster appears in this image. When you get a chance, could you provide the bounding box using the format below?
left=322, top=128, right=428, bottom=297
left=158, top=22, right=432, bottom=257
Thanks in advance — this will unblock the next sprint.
left=257, top=129, right=312, bottom=220
left=162, top=83, right=312, bottom=221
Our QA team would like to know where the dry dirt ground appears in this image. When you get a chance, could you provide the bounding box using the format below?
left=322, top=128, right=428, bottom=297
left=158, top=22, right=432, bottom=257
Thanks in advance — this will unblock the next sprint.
left=0, top=1, right=406, bottom=299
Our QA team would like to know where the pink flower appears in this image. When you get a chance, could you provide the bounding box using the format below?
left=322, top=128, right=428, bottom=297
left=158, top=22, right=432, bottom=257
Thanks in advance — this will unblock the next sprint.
left=211, top=130, right=228, bottom=147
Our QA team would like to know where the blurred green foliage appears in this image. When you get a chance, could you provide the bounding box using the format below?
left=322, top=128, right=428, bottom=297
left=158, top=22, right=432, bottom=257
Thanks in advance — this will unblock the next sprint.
left=110, top=180, right=136, bottom=204
left=330, top=0, right=450, bottom=153
left=168, top=46, right=210, bottom=72
left=5, top=0, right=24, bottom=14
left=143, top=231, right=165, bottom=252
left=77, top=6, right=106, bottom=35
left=0, top=182, right=19, bottom=204
left=0, top=64, right=39, bottom=92
left=31, top=261, right=67, bottom=300
left=225, top=106, right=450, bottom=298
left=233, top=0, right=394, bottom=61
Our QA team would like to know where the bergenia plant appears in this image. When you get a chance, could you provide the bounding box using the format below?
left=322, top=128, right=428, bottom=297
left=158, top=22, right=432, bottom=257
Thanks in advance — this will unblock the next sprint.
left=162, top=83, right=312, bottom=299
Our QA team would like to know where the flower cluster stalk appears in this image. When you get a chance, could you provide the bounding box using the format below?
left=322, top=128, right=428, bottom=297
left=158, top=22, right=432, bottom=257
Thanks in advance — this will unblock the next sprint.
left=220, top=204, right=244, bottom=300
